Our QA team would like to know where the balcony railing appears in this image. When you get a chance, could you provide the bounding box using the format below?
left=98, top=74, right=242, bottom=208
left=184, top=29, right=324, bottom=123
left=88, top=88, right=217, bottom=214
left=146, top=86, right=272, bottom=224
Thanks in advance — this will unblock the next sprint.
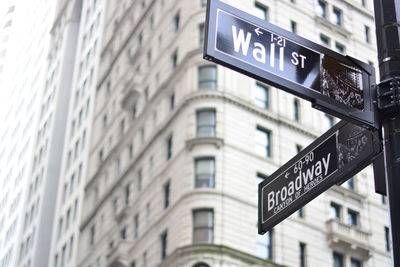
left=326, top=219, right=372, bottom=259
left=106, top=240, right=130, bottom=267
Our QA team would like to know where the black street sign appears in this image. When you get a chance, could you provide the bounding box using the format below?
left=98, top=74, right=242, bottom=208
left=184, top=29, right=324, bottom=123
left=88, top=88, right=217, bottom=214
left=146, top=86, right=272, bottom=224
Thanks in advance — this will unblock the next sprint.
left=204, top=0, right=378, bottom=129
left=258, top=120, right=381, bottom=234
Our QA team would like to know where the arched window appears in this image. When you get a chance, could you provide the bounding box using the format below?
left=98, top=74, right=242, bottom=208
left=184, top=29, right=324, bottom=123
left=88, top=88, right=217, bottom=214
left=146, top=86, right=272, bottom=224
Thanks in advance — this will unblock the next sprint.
left=193, top=262, right=210, bottom=267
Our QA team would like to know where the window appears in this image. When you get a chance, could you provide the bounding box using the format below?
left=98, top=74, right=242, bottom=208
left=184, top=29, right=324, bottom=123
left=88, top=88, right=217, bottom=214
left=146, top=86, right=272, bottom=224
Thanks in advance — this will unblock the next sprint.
left=294, top=98, right=300, bottom=121
left=350, top=258, right=362, bottom=267
left=385, top=226, right=391, bottom=252
left=256, top=173, right=268, bottom=202
left=296, top=144, right=303, bottom=153
left=360, top=0, right=365, bottom=7
left=330, top=202, right=341, bottom=220
left=256, top=230, right=273, bottom=259
left=342, top=177, right=355, bottom=190
left=198, top=66, right=217, bottom=89
left=254, top=83, right=269, bottom=109
left=166, top=135, right=173, bottom=160
left=255, top=3, right=268, bottom=20
left=134, top=214, right=139, bottom=238
left=347, top=209, right=358, bottom=226
left=201, top=0, right=206, bottom=7
left=335, top=42, right=345, bottom=54
left=332, top=7, right=342, bottom=26
left=161, top=231, right=168, bottom=260
left=121, top=227, right=127, bottom=239
left=255, top=127, right=271, bottom=158
left=199, top=23, right=205, bottom=46
left=171, top=49, right=178, bottom=69
left=298, top=207, right=305, bottom=218
left=125, top=184, right=130, bottom=205
left=193, top=210, right=213, bottom=243
left=364, top=25, right=370, bottom=43
left=90, top=224, right=95, bottom=245
left=197, top=110, right=216, bottom=137
left=300, top=242, right=306, bottom=267
left=170, top=93, right=175, bottom=110
left=324, top=114, right=334, bottom=129
left=382, top=195, right=387, bottom=204
left=174, top=11, right=180, bottom=31
left=120, top=119, right=125, bottom=135
left=163, top=181, right=170, bottom=209
left=195, top=158, right=215, bottom=188
left=333, top=252, right=344, bottom=267
left=291, top=20, right=297, bottom=33
left=320, top=34, right=330, bottom=47
left=318, top=0, right=327, bottom=18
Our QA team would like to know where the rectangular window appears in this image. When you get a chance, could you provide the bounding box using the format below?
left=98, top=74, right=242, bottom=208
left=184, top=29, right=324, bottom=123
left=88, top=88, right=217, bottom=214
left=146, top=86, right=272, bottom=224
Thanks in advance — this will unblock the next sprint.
left=170, top=93, right=175, bottom=110
left=174, top=11, right=180, bottom=31
left=256, top=229, right=273, bottom=259
left=365, top=25, right=370, bottom=43
left=347, top=209, right=359, bottom=226
left=294, top=98, right=300, bottom=121
left=330, top=202, right=341, bottom=220
left=320, top=34, right=330, bottom=47
left=296, top=144, right=303, bottom=153
left=318, top=0, right=327, bottom=18
left=342, top=177, right=355, bottom=190
left=291, top=20, right=297, bottom=33
left=255, top=2, right=268, bottom=20
left=254, top=83, right=269, bottom=109
left=195, top=158, right=215, bottom=188
left=90, top=224, right=95, bottom=245
left=197, top=110, right=216, bottom=137
left=255, top=127, right=271, bottom=158
left=193, top=210, right=213, bottom=243
left=161, top=231, right=168, bottom=259
left=298, top=207, right=305, bottom=218
left=324, top=114, right=334, bottom=129
left=171, top=50, right=178, bottom=69
left=332, top=7, right=342, bottom=26
left=134, top=214, right=139, bottom=238
left=167, top=135, right=173, bottom=160
left=385, top=226, right=391, bottom=252
left=335, top=42, right=345, bottom=54
left=333, top=252, right=344, bottom=267
left=350, top=258, right=362, bottom=267
left=199, top=23, right=205, bottom=46
left=163, top=181, right=170, bottom=209
left=201, top=0, right=206, bottom=7
left=198, top=66, right=217, bottom=89
left=300, top=242, right=306, bottom=267
left=125, top=184, right=130, bottom=205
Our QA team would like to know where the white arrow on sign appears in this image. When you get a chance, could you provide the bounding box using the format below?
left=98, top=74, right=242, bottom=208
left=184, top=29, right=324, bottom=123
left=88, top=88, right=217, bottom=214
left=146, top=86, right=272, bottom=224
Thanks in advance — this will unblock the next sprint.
left=254, top=27, right=263, bottom=36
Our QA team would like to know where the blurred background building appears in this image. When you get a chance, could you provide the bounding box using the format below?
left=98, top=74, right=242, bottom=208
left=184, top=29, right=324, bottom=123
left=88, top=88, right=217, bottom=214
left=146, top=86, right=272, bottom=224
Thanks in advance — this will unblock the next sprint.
left=0, top=0, right=393, bottom=267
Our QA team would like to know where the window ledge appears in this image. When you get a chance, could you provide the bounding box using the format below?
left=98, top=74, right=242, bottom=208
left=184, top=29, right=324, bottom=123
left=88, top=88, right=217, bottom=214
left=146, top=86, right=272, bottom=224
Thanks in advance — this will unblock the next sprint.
left=331, top=185, right=366, bottom=203
left=314, top=16, right=352, bottom=38
left=186, top=137, right=224, bottom=150
left=326, top=219, right=372, bottom=259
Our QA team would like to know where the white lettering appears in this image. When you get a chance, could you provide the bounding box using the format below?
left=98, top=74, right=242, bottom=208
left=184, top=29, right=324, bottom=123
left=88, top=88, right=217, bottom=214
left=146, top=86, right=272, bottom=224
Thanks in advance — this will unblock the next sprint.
left=322, top=153, right=331, bottom=176
left=268, top=191, right=275, bottom=211
left=253, top=42, right=266, bottom=63
left=232, top=26, right=251, bottom=56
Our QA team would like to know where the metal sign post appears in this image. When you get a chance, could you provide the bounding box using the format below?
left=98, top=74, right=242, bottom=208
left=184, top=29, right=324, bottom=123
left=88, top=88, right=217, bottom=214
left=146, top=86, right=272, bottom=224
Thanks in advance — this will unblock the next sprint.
left=258, top=121, right=381, bottom=233
left=374, top=0, right=400, bottom=265
left=204, top=0, right=378, bottom=129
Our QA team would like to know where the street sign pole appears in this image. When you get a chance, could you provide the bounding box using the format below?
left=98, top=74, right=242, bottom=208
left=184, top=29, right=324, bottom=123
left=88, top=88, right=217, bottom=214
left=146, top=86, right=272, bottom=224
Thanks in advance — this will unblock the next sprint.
left=374, top=0, right=400, bottom=266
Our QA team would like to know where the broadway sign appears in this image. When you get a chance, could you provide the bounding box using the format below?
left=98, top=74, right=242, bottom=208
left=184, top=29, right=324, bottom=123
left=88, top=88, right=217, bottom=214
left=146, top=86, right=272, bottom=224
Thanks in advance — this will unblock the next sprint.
left=204, top=0, right=378, bottom=129
left=258, top=121, right=381, bottom=233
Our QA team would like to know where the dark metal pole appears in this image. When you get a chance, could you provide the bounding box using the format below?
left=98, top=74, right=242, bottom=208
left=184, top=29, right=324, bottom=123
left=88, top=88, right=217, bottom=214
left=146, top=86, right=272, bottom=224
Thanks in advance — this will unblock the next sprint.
left=374, top=1, right=400, bottom=266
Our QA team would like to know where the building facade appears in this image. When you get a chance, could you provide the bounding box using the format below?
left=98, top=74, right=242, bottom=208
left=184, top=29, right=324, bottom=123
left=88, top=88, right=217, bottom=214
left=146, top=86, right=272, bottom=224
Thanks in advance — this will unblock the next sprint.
left=0, top=0, right=56, bottom=266
left=77, top=1, right=392, bottom=267
left=48, top=0, right=106, bottom=266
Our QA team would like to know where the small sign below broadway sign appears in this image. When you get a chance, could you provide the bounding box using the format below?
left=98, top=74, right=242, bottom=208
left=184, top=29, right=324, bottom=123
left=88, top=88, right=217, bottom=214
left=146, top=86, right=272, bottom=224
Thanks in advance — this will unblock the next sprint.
left=204, top=0, right=378, bottom=129
left=258, top=120, right=381, bottom=234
